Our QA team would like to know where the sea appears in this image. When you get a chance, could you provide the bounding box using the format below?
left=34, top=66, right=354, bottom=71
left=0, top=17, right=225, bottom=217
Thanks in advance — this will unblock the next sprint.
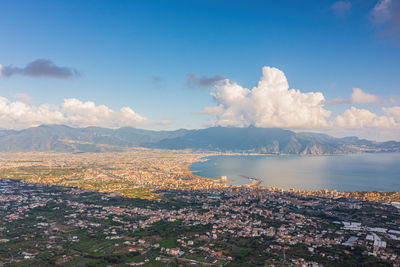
left=189, top=153, right=400, bottom=192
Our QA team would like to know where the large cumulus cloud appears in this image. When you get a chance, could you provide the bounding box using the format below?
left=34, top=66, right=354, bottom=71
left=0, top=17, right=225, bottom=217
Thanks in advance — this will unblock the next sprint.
left=0, top=97, right=147, bottom=129
left=203, top=66, right=331, bottom=128
left=203, top=66, right=400, bottom=132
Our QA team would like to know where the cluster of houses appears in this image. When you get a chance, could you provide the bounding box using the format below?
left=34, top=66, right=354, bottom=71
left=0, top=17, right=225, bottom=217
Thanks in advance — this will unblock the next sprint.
left=1, top=178, right=400, bottom=265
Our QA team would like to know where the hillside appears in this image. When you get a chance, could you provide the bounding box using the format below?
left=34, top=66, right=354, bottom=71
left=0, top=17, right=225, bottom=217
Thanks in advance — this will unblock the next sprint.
left=0, top=125, right=188, bottom=153
left=148, top=127, right=400, bottom=155
left=0, top=125, right=399, bottom=155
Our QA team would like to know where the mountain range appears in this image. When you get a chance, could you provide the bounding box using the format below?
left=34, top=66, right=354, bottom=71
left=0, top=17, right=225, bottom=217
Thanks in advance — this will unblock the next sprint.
left=0, top=124, right=399, bottom=155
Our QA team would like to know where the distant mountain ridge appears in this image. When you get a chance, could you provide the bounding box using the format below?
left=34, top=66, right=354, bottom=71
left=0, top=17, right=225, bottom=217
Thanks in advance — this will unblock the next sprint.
left=0, top=125, right=189, bottom=153
left=0, top=124, right=399, bottom=155
left=146, top=127, right=400, bottom=155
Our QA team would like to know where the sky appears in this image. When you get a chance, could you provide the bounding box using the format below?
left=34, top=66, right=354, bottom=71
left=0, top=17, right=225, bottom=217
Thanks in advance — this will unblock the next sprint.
left=0, top=0, right=400, bottom=140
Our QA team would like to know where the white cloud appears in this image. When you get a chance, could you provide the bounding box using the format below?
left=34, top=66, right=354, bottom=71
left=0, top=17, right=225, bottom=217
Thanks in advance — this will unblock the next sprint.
left=203, top=66, right=331, bottom=128
left=334, top=106, right=398, bottom=128
left=61, top=98, right=147, bottom=128
left=351, top=88, right=380, bottom=104
left=0, top=64, right=3, bottom=77
left=0, top=97, right=65, bottom=129
left=15, top=93, right=34, bottom=105
left=158, top=119, right=174, bottom=126
left=383, top=106, right=400, bottom=122
left=0, top=97, right=148, bottom=129
left=202, top=66, right=400, bottom=133
left=201, top=105, right=224, bottom=115
left=327, top=87, right=394, bottom=105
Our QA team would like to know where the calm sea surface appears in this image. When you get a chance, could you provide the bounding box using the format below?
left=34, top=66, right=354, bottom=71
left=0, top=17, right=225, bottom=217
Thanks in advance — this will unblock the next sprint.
left=189, top=153, right=400, bottom=192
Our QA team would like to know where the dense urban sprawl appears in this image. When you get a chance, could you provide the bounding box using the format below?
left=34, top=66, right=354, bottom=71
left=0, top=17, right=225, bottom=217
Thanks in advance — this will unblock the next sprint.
left=0, top=150, right=400, bottom=266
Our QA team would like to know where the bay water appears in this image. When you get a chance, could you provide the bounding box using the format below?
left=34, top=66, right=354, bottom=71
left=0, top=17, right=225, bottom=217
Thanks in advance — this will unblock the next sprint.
left=190, top=153, right=400, bottom=192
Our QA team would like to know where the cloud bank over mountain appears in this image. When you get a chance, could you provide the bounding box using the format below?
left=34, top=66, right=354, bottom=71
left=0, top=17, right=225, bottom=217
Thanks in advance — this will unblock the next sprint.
left=203, top=66, right=400, bottom=131
left=334, top=107, right=397, bottom=128
left=0, top=97, right=147, bottom=129
left=0, top=66, right=399, bottom=139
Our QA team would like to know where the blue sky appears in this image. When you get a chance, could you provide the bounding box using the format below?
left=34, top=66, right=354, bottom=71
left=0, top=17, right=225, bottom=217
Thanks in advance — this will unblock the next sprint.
left=0, top=0, right=399, bottom=140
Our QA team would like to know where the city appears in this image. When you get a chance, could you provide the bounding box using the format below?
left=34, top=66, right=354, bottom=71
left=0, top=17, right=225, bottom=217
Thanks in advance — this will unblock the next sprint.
left=0, top=150, right=400, bottom=266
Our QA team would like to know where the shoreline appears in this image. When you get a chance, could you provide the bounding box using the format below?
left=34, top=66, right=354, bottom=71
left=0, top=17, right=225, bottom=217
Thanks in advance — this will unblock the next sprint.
left=188, top=154, right=400, bottom=195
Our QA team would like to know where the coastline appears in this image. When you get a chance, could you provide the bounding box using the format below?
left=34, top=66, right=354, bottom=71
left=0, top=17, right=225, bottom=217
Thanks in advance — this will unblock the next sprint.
left=187, top=153, right=400, bottom=201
